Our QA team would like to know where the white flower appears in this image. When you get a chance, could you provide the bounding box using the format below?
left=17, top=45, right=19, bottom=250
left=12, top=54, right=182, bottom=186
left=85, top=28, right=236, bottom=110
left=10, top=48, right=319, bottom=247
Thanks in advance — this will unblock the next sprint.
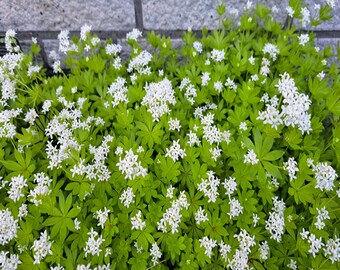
left=80, top=24, right=92, bottom=41
left=141, top=78, right=176, bottom=121
left=214, top=81, right=223, bottom=93
left=126, top=28, right=142, bottom=41
left=287, top=259, right=297, bottom=270
left=108, top=77, right=129, bottom=107
left=265, top=196, right=285, bottom=242
left=195, top=207, right=208, bottom=225
left=193, top=41, right=203, bottom=53
left=150, top=243, right=162, bottom=265
left=199, top=236, right=217, bottom=258
left=248, top=55, right=255, bottom=65
left=201, top=72, right=210, bottom=86
left=166, top=185, right=175, bottom=199
left=259, top=241, right=269, bottom=260
left=105, top=43, right=122, bottom=55
left=326, top=0, right=336, bottom=8
left=252, top=213, right=260, bottom=227
left=315, top=207, right=330, bottom=230
left=42, top=100, right=52, bottom=114
left=0, top=209, right=18, bottom=245
left=8, top=175, right=27, bottom=202
left=244, top=149, right=259, bottom=165
left=84, top=228, right=104, bottom=257
left=210, top=147, right=221, bottom=161
left=313, top=162, right=338, bottom=191
left=128, top=50, right=152, bottom=75
left=239, top=122, right=247, bottom=131
left=298, top=34, right=310, bottom=46
left=74, top=218, right=81, bottom=230
left=225, top=77, right=237, bottom=91
left=0, top=251, right=21, bottom=269
left=168, top=118, right=181, bottom=131
left=95, top=207, right=110, bottom=229
left=197, top=171, right=220, bottom=203
left=317, top=71, right=326, bottom=80
left=228, top=198, right=243, bottom=218
left=324, top=237, right=340, bottom=263
left=308, top=233, right=324, bottom=258
left=117, top=149, right=147, bottom=180
left=219, top=241, right=231, bottom=261
left=32, top=230, right=53, bottom=264
left=222, top=176, right=237, bottom=199
left=301, top=7, right=310, bottom=28
left=187, top=130, right=200, bottom=146
left=157, top=191, right=189, bottom=234
left=131, top=211, right=146, bottom=230
left=18, top=203, right=28, bottom=220
left=165, top=139, right=186, bottom=162
left=283, top=157, right=299, bottom=181
left=211, top=49, right=225, bottom=62
left=322, top=59, right=328, bottom=66
left=120, top=187, right=135, bottom=207
left=24, top=108, right=38, bottom=125
left=263, top=43, right=280, bottom=61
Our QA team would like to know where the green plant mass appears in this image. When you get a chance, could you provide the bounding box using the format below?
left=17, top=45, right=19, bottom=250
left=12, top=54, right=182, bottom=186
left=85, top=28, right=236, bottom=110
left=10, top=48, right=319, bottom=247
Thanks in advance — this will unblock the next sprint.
left=0, top=1, right=340, bottom=269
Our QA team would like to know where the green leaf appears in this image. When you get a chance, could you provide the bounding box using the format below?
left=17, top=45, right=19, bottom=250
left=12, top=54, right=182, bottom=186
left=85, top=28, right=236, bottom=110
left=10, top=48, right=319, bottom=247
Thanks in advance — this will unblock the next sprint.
left=262, top=161, right=282, bottom=179
left=262, top=150, right=285, bottom=161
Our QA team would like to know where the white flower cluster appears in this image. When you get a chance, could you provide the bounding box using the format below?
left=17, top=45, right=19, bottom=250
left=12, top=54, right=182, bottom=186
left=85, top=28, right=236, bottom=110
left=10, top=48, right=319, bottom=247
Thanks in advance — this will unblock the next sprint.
left=195, top=207, right=208, bottom=225
left=228, top=229, right=256, bottom=270
left=57, top=29, right=77, bottom=54
left=131, top=210, right=146, bottom=230
left=28, top=172, right=52, bottom=206
left=126, top=28, right=142, bottom=41
left=0, top=251, right=21, bottom=269
left=127, top=50, right=152, bottom=75
left=105, top=43, right=122, bottom=57
left=228, top=198, right=243, bottom=219
left=150, top=242, right=162, bottom=265
left=244, top=149, right=259, bottom=165
left=95, top=207, right=110, bottom=229
left=120, top=187, right=135, bottom=207
left=80, top=24, right=92, bottom=41
left=179, top=77, right=197, bottom=105
left=165, top=139, right=186, bottom=162
left=117, top=149, right=147, bottom=180
left=193, top=41, right=203, bottom=53
left=157, top=191, right=189, bottom=234
left=258, top=72, right=312, bottom=133
left=263, top=43, right=280, bottom=61
left=283, top=157, right=299, bottom=181
left=260, top=57, right=270, bottom=76
left=0, top=108, right=22, bottom=138
left=18, top=203, right=28, bottom=220
left=141, top=78, right=176, bottom=121
left=4, top=29, right=20, bottom=53
left=209, top=147, right=221, bottom=161
left=8, top=175, right=27, bottom=202
left=225, top=77, right=237, bottom=91
left=265, top=196, right=285, bottom=242
left=0, top=208, right=18, bottom=245
left=298, top=34, right=310, bottom=46
left=80, top=135, right=113, bottom=182
left=84, top=228, right=105, bottom=257
left=301, top=7, right=310, bottom=28
left=222, top=176, right=237, bottom=198
left=199, top=236, right=217, bottom=258
left=315, top=207, right=330, bottom=230
left=27, top=63, right=41, bottom=77
left=201, top=72, right=210, bottom=86
left=287, top=259, right=297, bottom=270
left=211, top=49, right=225, bottom=62
left=76, top=264, right=111, bottom=270
left=301, top=229, right=340, bottom=263
left=168, top=118, right=181, bottom=132
left=198, top=171, right=220, bottom=203
left=312, top=162, right=338, bottom=191
left=259, top=241, right=270, bottom=260
left=219, top=241, right=231, bottom=261
left=186, top=130, right=201, bottom=146
left=32, top=230, right=53, bottom=264
left=107, top=77, right=129, bottom=107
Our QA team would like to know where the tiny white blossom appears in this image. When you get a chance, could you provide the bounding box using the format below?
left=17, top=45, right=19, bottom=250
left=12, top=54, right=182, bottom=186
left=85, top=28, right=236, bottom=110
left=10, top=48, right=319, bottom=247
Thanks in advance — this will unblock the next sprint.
left=195, top=207, right=208, bottom=225
left=244, top=149, right=259, bottom=165
left=131, top=210, right=146, bottom=230
left=32, top=230, right=53, bottom=264
left=120, top=187, right=135, bottom=207
left=126, top=28, right=142, bottom=41
left=165, top=139, right=186, bottom=162
left=283, top=157, right=299, bottom=181
left=168, top=118, right=181, bottom=131
left=298, top=34, right=310, bottom=46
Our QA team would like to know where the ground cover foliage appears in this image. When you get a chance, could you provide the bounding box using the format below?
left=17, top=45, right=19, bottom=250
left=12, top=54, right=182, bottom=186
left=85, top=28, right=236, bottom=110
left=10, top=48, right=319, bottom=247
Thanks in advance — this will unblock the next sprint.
left=1, top=0, right=340, bottom=269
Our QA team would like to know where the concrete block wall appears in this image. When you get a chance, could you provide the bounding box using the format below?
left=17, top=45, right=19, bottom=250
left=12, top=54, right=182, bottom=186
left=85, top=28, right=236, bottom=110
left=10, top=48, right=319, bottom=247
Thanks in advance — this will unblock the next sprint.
left=0, top=0, right=339, bottom=65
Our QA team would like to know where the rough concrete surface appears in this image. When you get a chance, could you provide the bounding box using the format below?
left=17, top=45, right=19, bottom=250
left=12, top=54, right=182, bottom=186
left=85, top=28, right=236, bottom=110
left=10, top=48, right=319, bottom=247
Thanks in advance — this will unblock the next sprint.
left=0, top=0, right=135, bottom=31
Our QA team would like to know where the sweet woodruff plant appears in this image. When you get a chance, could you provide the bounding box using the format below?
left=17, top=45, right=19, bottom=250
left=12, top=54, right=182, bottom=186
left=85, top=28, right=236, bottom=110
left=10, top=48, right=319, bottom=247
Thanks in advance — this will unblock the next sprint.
left=0, top=0, right=340, bottom=269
